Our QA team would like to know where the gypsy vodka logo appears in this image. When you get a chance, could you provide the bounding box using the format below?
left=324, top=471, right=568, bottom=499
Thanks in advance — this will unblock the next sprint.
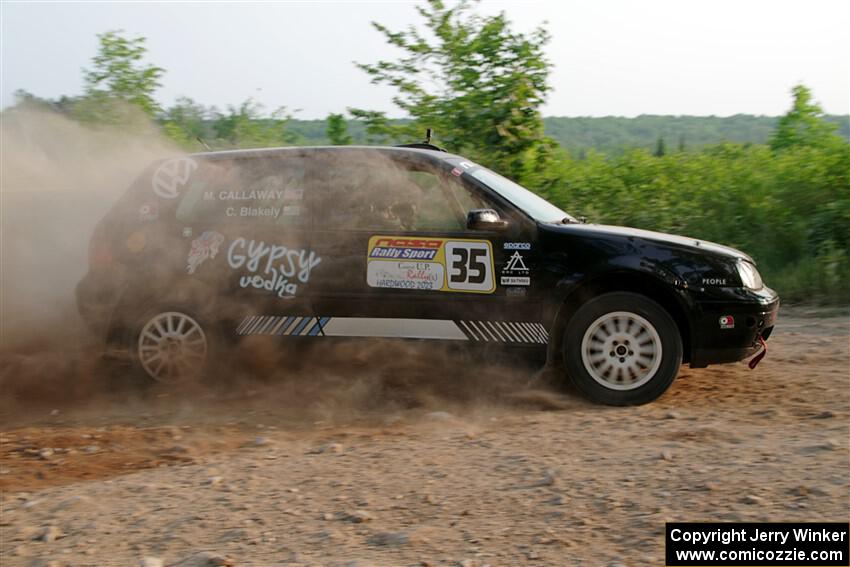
left=226, top=238, right=322, bottom=298
left=187, top=231, right=225, bottom=274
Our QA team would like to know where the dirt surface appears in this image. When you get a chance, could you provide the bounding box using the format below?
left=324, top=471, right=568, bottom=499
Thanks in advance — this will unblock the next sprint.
left=1, top=307, right=848, bottom=566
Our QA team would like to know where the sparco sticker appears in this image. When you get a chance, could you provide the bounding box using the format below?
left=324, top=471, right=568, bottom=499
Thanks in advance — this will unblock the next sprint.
left=367, top=236, right=495, bottom=294
left=719, top=315, right=735, bottom=329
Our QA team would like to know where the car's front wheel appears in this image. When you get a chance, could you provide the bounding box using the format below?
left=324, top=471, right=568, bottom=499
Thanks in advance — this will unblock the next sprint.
left=563, top=292, right=682, bottom=405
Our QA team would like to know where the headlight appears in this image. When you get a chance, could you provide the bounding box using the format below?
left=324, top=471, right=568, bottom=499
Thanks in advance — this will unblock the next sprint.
left=737, top=260, right=763, bottom=290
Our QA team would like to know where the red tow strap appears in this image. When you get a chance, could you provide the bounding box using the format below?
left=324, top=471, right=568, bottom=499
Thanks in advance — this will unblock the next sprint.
left=748, top=336, right=767, bottom=369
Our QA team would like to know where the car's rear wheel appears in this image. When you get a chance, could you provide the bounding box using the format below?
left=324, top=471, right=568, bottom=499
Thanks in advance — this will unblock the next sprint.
left=563, top=292, right=682, bottom=405
left=131, top=309, right=212, bottom=384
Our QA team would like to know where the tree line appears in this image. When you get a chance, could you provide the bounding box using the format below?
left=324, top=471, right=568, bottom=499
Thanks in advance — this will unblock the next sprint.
left=59, top=112, right=838, bottom=155
left=6, top=0, right=849, bottom=302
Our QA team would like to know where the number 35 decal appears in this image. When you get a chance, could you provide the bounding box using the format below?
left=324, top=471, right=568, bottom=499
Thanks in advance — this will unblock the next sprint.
left=365, top=236, right=495, bottom=294
left=446, top=241, right=495, bottom=293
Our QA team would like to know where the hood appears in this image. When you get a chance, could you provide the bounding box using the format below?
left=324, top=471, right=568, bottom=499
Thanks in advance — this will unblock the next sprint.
left=545, top=222, right=754, bottom=263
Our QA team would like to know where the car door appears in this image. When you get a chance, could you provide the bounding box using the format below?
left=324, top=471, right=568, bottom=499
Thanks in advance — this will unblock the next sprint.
left=307, top=149, right=547, bottom=347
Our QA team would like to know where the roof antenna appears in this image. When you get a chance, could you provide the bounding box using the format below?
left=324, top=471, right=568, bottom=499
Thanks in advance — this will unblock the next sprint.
left=393, top=128, right=446, bottom=152
left=196, top=136, right=211, bottom=151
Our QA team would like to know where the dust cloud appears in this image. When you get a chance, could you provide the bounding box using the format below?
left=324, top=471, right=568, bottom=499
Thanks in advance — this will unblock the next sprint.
left=1, top=105, right=177, bottom=340
left=0, top=107, right=559, bottom=423
left=0, top=105, right=178, bottom=411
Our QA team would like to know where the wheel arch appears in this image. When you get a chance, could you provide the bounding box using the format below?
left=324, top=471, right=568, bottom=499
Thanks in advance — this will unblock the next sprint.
left=105, top=276, right=223, bottom=345
left=546, top=270, right=693, bottom=366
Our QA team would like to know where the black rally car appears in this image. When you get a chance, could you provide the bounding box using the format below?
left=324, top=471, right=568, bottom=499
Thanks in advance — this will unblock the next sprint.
left=77, top=144, right=779, bottom=405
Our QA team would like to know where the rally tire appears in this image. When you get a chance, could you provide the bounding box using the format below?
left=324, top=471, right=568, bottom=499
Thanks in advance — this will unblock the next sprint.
left=563, top=292, right=682, bottom=405
left=128, top=306, right=217, bottom=385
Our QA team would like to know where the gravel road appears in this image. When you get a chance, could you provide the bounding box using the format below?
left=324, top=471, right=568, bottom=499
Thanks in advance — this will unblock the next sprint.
left=1, top=307, right=848, bottom=567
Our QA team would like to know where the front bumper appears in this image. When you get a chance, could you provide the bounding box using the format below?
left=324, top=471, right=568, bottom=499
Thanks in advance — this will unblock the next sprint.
left=689, top=287, right=779, bottom=368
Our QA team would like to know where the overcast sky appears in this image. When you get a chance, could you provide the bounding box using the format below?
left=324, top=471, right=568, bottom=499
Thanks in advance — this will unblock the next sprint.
left=2, top=0, right=848, bottom=118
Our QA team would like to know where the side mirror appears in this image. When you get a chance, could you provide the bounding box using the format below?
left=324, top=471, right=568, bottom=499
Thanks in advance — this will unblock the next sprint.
left=467, top=209, right=509, bottom=231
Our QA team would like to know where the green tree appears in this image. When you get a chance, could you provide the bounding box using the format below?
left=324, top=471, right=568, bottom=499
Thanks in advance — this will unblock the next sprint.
left=351, top=0, right=557, bottom=188
left=770, top=84, right=841, bottom=151
left=211, top=99, right=299, bottom=149
left=162, top=97, right=211, bottom=149
left=653, top=136, right=666, bottom=157
left=71, top=30, right=165, bottom=127
left=326, top=113, right=353, bottom=145
left=82, top=30, right=164, bottom=116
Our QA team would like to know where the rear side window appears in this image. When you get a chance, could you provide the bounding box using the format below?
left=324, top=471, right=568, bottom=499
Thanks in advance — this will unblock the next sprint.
left=312, top=153, right=477, bottom=231
left=176, top=157, right=308, bottom=226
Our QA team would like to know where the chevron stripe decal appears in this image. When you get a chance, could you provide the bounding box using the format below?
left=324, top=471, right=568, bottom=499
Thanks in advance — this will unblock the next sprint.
left=236, top=315, right=326, bottom=337
left=235, top=316, right=548, bottom=345
left=456, top=320, right=548, bottom=344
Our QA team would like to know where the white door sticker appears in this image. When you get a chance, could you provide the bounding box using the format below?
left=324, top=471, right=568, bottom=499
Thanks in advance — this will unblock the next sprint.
left=367, top=260, right=445, bottom=291
left=445, top=241, right=495, bottom=292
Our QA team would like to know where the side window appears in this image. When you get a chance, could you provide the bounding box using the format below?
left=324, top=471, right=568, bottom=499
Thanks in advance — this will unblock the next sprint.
left=315, top=156, right=469, bottom=231
left=405, top=170, right=464, bottom=230
left=443, top=173, right=491, bottom=217
left=313, top=162, right=387, bottom=229
left=176, top=158, right=308, bottom=226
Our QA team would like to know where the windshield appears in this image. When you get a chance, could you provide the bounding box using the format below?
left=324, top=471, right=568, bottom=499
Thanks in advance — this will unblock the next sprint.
left=468, top=166, right=575, bottom=223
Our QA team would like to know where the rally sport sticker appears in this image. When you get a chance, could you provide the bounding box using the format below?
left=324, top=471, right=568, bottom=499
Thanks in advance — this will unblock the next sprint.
left=367, top=236, right=495, bottom=294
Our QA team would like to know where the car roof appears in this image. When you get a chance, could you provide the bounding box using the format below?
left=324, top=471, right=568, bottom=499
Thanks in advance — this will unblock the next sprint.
left=186, top=145, right=464, bottom=163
